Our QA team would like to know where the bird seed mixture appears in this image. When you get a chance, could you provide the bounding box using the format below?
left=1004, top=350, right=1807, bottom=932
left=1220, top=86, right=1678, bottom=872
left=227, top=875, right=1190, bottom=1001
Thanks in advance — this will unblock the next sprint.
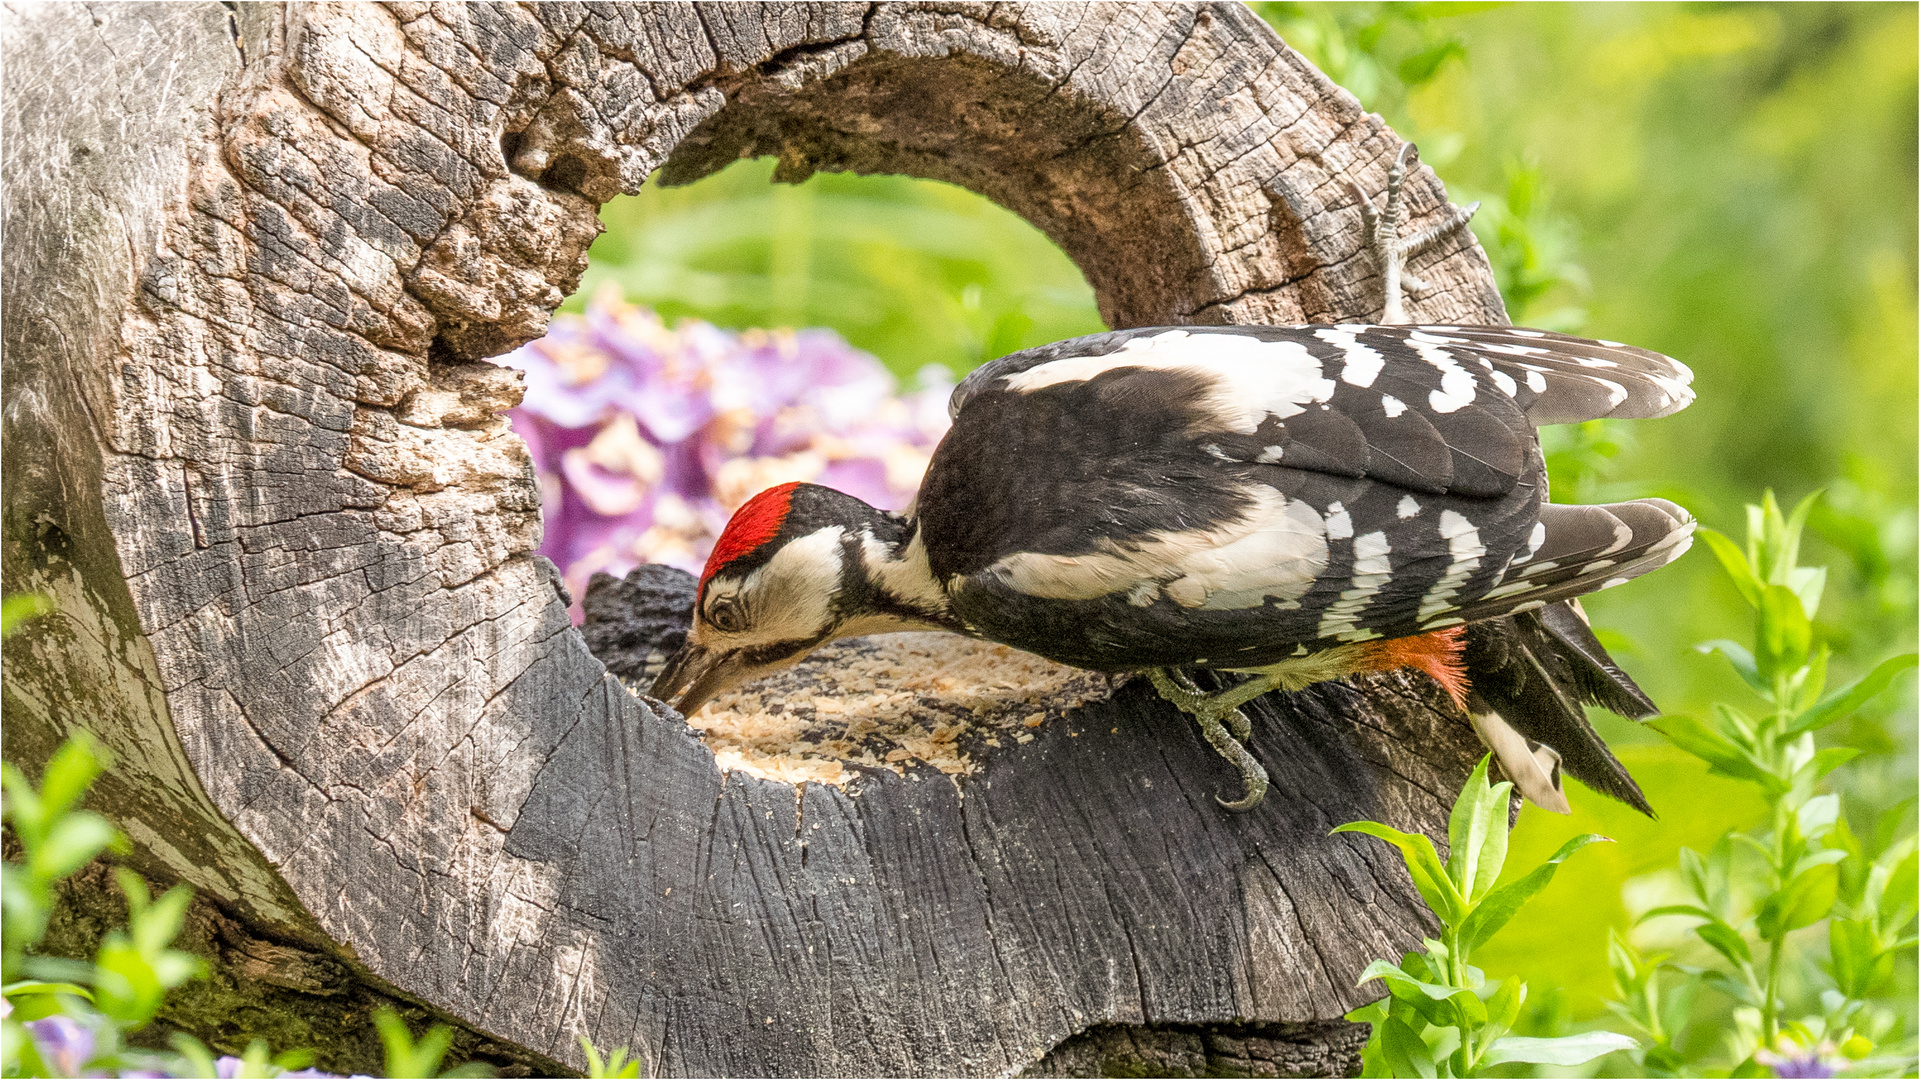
left=630, top=633, right=1119, bottom=788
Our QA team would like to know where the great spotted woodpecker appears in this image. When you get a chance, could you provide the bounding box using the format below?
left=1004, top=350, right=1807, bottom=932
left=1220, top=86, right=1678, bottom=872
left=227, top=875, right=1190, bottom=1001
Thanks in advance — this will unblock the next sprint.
left=653, top=147, right=1695, bottom=813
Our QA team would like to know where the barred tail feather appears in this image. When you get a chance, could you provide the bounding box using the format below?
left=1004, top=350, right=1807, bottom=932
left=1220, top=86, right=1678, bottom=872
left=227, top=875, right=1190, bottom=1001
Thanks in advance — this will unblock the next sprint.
left=1434, top=497, right=1695, bottom=628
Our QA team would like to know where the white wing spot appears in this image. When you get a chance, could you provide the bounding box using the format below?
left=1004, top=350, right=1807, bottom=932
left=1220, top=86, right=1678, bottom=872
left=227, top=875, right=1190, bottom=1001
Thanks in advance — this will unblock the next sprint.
left=1324, top=500, right=1353, bottom=541
left=1256, top=445, right=1285, bottom=464
left=1413, top=340, right=1479, bottom=413
left=1380, top=394, right=1408, bottom=418
left=1396, top=495, right=1420, bottom=519
left=1417, top=510, right=1487, bottom=620
left=1316, top=327, right=1387, bottom=388
left=1317, top=530, right=1392, bottom=639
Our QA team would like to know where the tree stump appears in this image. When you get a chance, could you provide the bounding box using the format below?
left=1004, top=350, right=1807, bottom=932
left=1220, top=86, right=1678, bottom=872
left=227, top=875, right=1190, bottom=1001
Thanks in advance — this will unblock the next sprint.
left=1, top=3, right=1506, bottom=1075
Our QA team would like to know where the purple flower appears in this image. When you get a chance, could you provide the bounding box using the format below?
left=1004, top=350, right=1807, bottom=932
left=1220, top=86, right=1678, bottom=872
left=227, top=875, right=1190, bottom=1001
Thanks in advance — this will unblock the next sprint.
left=1757, top=1041, right=1842, bottom=1078
left=24, top=1014, right=96, bottom=1076
left=497, top=288, right=953, bottom=615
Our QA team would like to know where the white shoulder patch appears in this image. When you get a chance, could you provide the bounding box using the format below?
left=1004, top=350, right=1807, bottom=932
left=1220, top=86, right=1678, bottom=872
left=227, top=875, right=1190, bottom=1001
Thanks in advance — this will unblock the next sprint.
left=983, top=487, right=1329, bottom=610
left=997, top=330, right=1336, bottom=434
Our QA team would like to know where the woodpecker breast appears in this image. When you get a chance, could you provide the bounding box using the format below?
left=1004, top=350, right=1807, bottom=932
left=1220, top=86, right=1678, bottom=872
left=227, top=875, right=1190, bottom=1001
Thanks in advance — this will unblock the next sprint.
left=914, top=324, right=1695, bottom=673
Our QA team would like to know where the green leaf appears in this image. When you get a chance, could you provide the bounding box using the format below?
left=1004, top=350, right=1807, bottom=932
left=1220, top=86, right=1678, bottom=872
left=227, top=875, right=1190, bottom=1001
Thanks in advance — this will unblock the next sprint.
left=1, top=976, right=92, bottom=1014
left=1486, top=975, right=1523, bottom=1034
left=36, top=735, right=104, bottom=822
left=1446, top=756, right=1511, bottom=904
left=1635, top=903, right=1718, bottom=924
left=93, top=934, right=164, bottom=1026
left=1396, top=38, right=1464, bottom=85
left=1697, top=639, right=1767, bottom=694
left=1, top=762, right=46, bottom=846
left=1697, top=528, right=1763, bottom=608
left=1457, top=833, right=1609, bottom=951
left=1829, top=918, right=1893, bottom=998
left=1880, top=846, right=1917, bottom=936
left=1796, top=793, right=1842, bottom=840
left=1648, top=714, right=1767, bottom=784
left=1757, top=861, right=1839, bottom=940
left=582, top=1038, right=644, bottom=1079
left=170, top=1033, right=220, bottom=1080
left=1, top=979, right=91, bottom=1021
left=1787, top=565, right=1827, bottom=621
left=1806, top=747, right=1862, bottom=785
left=1678, top=846, right=1714, bottom=908
left=1789, top=645, right=1830, bottom=712
left=1357, top=958, right=1414, bottom=987
left=1347, top=999, right=1389, bottom=1027
left=1792, top=653, right=1917, bottom=733
left=30, top=813, right=117, bottom=883
left=1359, top=958, right=1469, bottom=1029
left=1380, top=1016, right=1437, bottom=1079
left=0, top=594, right=53, bottom=637
left=1333, top=821, right=1465, bottom=927
left=1755, top=583, right=1813, bottom=679
left=1772, top=489, right=1822, bottom=587
left=129, top=882, right=194, bottom=958
left=1695, top=920, right=1755, bottom=968
left=1481, top=1031, right=1637, bottom=1066
left=1447, top=986, right=1487, bottom=1030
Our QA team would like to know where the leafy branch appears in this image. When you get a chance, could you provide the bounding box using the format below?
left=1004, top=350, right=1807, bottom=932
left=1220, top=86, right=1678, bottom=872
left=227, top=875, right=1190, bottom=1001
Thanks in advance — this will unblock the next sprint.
left=1337, top=757, right=1634, bottom=1077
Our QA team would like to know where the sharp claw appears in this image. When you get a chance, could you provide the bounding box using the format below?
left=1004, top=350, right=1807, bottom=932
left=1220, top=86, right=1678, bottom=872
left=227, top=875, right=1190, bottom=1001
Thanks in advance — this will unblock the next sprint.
left=1148, top=668, right=1274, bottom=811
left=1358, top=141, right=1475, bottom=323
left=1193, top=709, right=1269, bottom=812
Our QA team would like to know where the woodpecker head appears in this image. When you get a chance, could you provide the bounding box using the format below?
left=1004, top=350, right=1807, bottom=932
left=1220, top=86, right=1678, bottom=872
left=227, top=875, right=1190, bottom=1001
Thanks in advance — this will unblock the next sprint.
left=650, top=482, right=952, bottom=716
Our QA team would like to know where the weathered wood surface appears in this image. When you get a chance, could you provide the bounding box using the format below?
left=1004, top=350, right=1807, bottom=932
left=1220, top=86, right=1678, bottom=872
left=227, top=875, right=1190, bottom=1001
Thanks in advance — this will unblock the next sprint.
left=1, top=2, right=1505, bottom=1075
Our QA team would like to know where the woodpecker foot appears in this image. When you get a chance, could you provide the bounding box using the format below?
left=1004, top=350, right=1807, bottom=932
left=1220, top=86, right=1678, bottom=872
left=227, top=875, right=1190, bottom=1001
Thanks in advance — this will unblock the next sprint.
left=1348, top=143, right=1480, bottom=323
left=1148, top=668, right=1272, bottom=811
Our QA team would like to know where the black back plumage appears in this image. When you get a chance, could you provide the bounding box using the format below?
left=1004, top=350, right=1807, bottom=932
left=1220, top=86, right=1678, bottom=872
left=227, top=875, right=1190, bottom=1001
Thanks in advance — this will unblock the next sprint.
left=918, top=324, right=1694, bottom=674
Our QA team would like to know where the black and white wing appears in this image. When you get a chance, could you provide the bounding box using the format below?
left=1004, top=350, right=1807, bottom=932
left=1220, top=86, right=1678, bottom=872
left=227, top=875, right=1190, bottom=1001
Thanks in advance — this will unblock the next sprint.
left=924, top=324, right=1694, bottom=670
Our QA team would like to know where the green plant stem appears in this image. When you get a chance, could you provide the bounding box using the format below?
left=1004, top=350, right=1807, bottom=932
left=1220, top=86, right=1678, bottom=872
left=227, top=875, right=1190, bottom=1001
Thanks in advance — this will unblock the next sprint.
left=1762, top=933, right=1784, bottom=1042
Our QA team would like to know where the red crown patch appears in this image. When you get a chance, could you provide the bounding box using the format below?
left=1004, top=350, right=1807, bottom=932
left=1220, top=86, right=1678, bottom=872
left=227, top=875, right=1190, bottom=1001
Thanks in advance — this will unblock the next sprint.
left=700, top=482, right=805, bottom=592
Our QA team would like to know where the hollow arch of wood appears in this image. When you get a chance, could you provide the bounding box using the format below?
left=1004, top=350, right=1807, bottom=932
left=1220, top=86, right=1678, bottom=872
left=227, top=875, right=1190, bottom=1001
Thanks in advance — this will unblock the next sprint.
left=2, top=2, right=1508, bottom=1075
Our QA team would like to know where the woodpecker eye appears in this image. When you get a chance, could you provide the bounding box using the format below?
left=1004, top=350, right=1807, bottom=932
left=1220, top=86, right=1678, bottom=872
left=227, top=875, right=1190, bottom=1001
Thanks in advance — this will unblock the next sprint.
left=707, top=598, right=746, bottom=634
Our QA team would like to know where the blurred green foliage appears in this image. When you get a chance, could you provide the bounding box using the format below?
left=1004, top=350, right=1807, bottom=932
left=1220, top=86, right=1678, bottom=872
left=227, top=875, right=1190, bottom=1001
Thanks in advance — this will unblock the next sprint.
left=574, top=0, right=1916, bottom=1056
left=571, top=158, right=1105, bottom=383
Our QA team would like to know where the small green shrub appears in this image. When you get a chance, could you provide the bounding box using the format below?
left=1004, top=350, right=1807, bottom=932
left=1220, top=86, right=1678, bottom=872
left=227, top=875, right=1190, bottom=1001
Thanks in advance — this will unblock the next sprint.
left=1337, top=757, right=1635, bottom=1077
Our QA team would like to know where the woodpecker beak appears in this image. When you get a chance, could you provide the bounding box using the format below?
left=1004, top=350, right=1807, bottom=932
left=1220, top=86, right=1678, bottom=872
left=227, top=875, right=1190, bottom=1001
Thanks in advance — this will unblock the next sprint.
left=649, top=643, right=745, bottom=717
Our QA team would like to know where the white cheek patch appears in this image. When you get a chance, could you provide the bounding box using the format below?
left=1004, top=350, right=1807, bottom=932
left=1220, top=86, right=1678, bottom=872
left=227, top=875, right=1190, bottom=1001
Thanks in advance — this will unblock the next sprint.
left=713, top=526, right=847, bottom=648
left=985, top=488, right=1329, bottom=611
left=998, top=330, right=1336, bottom=434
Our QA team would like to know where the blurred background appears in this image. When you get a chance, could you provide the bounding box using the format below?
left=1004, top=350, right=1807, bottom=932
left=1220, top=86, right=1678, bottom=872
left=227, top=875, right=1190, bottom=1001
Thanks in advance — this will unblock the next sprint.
left=516, top=0, right=1915, bottom=1062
